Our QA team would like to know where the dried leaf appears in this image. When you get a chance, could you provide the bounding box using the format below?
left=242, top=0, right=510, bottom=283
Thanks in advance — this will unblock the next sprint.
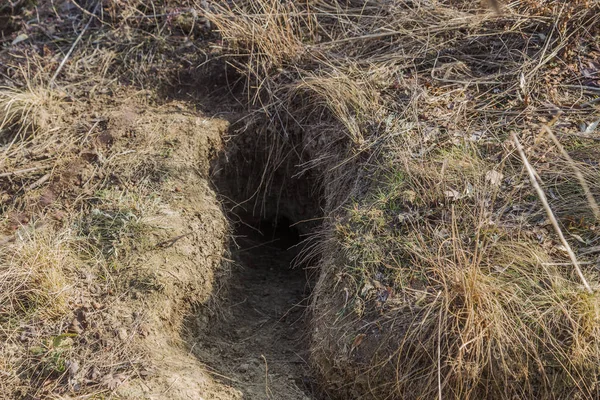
left=444, top=189, right=460, bottom=200
left=101, top=373, right=127, bottom=390
left=570, top=234, right=587, bottom=244
left=403, top=190, right=417, bottom=203
left=584, top=119, right=600, bottom=134
left=485, top=170, right=504, bottom=187
left=361, top=282, right=374, bottom=296
left=351, top=334, right=366, bottom=350
left=11, top=34, right=28, bottom=45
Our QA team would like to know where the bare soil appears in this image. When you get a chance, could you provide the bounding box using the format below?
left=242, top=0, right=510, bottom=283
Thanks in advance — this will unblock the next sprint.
left=187, top=219, right=317, bottom=400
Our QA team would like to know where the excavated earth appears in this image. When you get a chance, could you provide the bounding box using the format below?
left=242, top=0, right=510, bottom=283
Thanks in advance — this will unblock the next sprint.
left=42, top=86, right=323, bottom=400
left=110, top=108, right=321, bottom=400
left=0, top=91, right=322, bottom=400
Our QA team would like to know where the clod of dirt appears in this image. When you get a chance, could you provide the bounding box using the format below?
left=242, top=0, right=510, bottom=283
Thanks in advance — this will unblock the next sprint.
left=116, top=328, right=127, bottom=341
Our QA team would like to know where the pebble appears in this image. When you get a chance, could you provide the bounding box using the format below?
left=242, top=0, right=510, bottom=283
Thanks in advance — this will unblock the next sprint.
left=117, top=328, right=128, bottom=341
left=238, top=363, right=250, bottom=373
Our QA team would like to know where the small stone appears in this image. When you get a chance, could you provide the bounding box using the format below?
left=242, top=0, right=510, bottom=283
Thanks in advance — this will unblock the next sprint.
left=238, top=363, right=250, bottom=373
left=116, top=328, right=128, bottom=341
left=70, top=318, right=84, bottom=334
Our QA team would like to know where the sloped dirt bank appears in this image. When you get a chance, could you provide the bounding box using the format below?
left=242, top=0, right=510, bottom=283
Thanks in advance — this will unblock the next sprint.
left=0, top=90, right=250, bottom=399
left=86, top=104, right=238, bottom=400
left=205, top=1, right=600, bottom=398
left=181, top=125, right=324, bottom=399
left=104, top=102, right=321, bottom=400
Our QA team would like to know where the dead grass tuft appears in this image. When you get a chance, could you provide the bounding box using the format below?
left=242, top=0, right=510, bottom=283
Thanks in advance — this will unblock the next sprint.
left=0, top=226, right=73, bottom=323
left=0, top=84, right=66, bottom=167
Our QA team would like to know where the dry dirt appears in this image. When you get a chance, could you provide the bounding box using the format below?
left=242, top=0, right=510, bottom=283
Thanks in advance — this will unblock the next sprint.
left=109, top=108, right=319, bottom=400
left=0, top=89, right=319, bottom=399
left=185, top=221, right=317, bottom=400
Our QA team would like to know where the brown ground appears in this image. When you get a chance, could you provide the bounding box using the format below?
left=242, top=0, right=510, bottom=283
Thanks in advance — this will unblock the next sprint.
left=88, top=105, right=320, bottom=400
left=8, top=1, right=600, bottom=399
left=0, top=2, right=322, bottom=397
left=186, top=222, right=317, bottom=400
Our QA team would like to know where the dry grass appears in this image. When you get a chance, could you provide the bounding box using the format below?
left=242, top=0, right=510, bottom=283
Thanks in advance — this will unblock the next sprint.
left=0, top=83, right=67, bottom=170
left=2, top=0, right=600, bottom=398
left=329, top=142, right=600, bottom=397
left=0, top=78, right=151, bottom=397
left=0, top=63, right=226, bottom=399
left=0, top=3, right=214, bottom=394
left=207, top=0, right=600, bottom=398
left=0, top=227, right=73, bottom=322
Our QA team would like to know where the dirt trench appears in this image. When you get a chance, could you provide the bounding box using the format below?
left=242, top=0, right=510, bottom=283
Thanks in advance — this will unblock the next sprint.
left=152, top=95, right=325, bottom=397
left=168, top=117, right=323, bottom=399
left=186, top=213, right=318, bottom=400
left=86, top=103, right=323, bottom=400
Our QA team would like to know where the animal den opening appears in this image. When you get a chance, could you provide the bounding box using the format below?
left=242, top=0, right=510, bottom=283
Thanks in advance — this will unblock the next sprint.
left=186, top=136, right=322, bottom=399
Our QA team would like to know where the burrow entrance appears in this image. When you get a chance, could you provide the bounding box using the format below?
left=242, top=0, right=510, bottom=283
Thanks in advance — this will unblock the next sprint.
left=186, top=129, right=322, bottom=399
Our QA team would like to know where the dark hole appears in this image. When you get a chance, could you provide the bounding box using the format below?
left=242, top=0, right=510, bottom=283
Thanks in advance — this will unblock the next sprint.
left=259, top=215, right=301, bottom=251
left=188, top=122, right=322, bottom=399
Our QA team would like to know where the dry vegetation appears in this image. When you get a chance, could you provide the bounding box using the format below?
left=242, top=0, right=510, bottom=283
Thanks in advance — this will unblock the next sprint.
left=2, top=0, right=600, bottom=399
left=207, top=0, right=600, bottom=398
left=0, top=2, right=230, bottom=398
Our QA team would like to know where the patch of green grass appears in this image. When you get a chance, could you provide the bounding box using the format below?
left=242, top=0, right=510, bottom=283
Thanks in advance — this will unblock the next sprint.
left=78, top=207, right=145, bottom=260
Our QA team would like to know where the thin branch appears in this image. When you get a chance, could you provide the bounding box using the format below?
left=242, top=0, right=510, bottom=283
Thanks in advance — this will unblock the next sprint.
left=26, top=173, right=50, bottom=191
left=50, top=3, right=100, bottom=85
left=0, top=165, right=49, bottom=178
left=512, top=132, right=593, bottom=293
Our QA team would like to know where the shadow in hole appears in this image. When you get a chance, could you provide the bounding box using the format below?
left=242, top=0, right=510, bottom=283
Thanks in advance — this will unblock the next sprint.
left=255, top=215, right=302, bottom=251
left=184, top=211, right=320, bottom=399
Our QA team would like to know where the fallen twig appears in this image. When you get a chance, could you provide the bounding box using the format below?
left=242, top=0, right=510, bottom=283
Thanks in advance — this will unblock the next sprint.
left=155, top=232, right=193, bottom=248
left=0, top=165, right=49, bottom=178
left=580, top=246, right=600, bottom=256
left=50, top=2, right=100, bottom=85
left=562, top=131, right=600, bottom=141
left=512, top=132, right=593, bottom=293
left=563, top=84, right=600, bottom=94
left=26, top=173, right=51, bottom=191
left=543, top=261, right=596, bottom=266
